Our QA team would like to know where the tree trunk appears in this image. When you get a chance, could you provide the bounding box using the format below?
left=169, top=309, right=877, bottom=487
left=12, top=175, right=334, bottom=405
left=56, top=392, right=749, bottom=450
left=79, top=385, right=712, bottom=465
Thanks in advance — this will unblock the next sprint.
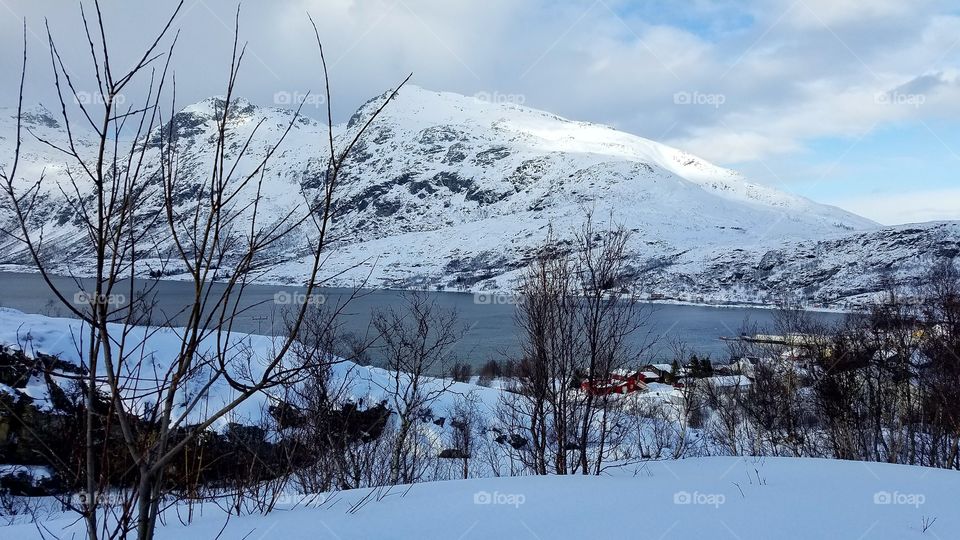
left=136, top=472, right=154, bottom=540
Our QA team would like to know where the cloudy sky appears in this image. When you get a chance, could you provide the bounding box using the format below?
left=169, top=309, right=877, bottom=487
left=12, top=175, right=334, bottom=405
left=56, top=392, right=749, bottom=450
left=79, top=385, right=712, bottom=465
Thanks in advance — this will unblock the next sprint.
left=1, top=0, right=958, bottom=225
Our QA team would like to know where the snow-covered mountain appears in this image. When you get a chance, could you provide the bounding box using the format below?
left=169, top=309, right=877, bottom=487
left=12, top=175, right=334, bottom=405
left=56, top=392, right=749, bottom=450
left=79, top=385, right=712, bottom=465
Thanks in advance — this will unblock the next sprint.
left=331, top=87, right=875, bottom=240
left=0, top=87, right=956, bottom=307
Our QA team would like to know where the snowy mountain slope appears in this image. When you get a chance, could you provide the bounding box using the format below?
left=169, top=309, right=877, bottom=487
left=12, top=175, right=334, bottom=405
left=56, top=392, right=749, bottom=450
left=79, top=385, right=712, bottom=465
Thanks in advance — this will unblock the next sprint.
left=0, top=88, right=955, bottom=307
left=330, top=86, right=875, bottom=246
left=642, top=221, right=960, bottom=307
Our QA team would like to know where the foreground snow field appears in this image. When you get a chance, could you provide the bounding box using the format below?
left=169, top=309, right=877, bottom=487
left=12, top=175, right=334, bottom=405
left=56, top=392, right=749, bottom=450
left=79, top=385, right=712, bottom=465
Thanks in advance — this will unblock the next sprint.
left=4, top=457, right=957, bottom=539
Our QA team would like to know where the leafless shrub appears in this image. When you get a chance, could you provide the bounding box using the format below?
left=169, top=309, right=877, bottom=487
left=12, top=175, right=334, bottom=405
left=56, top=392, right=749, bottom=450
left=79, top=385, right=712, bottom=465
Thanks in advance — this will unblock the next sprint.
left=370, top=292, right=466, bottom=485
left=502, top=211, right=652, bottom=475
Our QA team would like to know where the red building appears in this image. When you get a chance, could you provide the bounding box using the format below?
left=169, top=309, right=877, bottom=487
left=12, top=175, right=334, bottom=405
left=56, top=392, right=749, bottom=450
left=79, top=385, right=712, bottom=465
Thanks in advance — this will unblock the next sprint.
left=581, top=370, right=650, bottom=395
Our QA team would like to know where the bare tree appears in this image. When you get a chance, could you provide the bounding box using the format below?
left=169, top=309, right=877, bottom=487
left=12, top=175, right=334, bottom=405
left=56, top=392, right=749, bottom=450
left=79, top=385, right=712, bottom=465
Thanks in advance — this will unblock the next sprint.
left=0, top=3, right=410, bottom=538
left=505, top=212, right=650, bottom=475
left=917, top=260, right=960, bottom=468
left=446, top=392, right=483, bottom=479
left=507, top=224, right=574, bottom=474
left=698, top=268, right=960, bottom=468
left=370, top=292, right=465, bottom=484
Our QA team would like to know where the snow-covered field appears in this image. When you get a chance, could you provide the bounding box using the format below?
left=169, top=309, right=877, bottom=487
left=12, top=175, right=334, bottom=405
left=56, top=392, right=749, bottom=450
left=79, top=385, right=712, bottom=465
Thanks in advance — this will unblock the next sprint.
left=3, top=309, right=960, bottom=538
left=3, top=457, right=957, bottom=539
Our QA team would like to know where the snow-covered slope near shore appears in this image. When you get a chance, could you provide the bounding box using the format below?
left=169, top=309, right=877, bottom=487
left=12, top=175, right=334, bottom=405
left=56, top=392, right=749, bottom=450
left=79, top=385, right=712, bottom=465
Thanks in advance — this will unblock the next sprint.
left=5, top=457, right=957, bottom=539
left=1, top=87, right=955, bottom=306
left=0, top=307, right=502, bottom=429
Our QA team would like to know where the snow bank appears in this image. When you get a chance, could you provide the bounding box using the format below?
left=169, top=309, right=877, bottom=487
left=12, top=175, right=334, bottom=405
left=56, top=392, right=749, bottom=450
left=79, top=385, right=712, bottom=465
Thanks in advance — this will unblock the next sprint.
left=3, top=457, right=957, bottom=539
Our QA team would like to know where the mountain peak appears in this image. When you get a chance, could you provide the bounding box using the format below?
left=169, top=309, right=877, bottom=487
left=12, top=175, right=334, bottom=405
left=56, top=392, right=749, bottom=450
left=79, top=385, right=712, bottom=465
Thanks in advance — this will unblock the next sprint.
left=339, top=85, right=876, bottom=230
left=3, top=105, right=61, bottom=130
left=180, top=96, right=258, bottom=119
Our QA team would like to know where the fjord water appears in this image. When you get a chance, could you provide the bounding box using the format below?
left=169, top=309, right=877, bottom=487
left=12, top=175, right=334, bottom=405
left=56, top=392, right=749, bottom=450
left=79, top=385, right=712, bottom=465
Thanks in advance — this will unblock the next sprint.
left=0, top=272, right=845, bottom=367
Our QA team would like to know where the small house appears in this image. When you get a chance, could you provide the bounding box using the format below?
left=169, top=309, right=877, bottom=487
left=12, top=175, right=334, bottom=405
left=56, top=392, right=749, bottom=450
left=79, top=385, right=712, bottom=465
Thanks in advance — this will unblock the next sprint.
left=580, top=369, right=649, bottom=396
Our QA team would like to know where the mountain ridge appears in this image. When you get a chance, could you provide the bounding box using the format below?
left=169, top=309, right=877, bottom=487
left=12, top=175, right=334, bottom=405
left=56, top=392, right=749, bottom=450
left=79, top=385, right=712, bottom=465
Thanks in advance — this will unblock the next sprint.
left=0, top=86, right=955, bottom=308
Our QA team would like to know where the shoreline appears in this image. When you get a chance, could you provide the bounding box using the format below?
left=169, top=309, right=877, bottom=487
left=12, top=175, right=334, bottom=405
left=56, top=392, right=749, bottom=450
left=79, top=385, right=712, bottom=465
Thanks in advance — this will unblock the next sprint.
left=0, top=265, right=856, bottom=315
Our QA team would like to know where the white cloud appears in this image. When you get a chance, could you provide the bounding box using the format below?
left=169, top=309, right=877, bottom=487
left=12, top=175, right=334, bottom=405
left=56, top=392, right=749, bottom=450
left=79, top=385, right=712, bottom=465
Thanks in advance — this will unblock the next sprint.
left=0, top=0, right=957, bottom=222
left=775, top=0, right=923, bottom=29
left=831, top=188, right=960, bottom=225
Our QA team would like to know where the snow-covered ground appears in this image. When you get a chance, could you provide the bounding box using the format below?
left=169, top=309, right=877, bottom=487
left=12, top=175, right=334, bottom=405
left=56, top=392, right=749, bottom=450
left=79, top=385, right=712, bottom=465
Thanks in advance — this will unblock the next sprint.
left=3, top=457, right=958, bottom=539
left=3, top=308, right=960, bottom=539
left=0, top=307, right=287, bottom=426
left=0, top=307, right=504, bottom=429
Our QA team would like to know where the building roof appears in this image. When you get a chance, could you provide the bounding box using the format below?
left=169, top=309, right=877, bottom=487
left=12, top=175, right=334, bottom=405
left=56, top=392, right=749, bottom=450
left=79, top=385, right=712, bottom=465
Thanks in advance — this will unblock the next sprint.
left=705, top=375, right=752, bottom=388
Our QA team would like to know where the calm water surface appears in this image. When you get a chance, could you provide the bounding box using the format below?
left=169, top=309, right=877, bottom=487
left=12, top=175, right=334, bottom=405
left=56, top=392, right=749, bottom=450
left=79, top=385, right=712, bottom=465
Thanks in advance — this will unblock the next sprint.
left=0, top=272, right=845, bottom=366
